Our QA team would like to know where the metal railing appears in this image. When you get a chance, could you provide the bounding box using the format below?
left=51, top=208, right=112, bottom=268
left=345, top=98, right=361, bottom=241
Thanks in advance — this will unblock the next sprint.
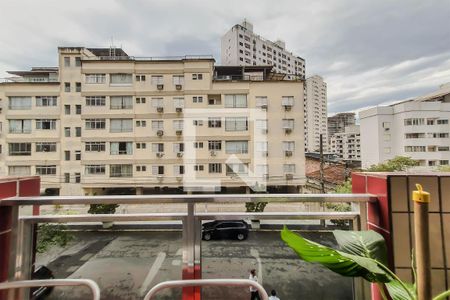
left=144, top=279, right=269, bottom=300
left=83, top=55, right=214, bottom=61
left=0, top=279, right=100, bottom=300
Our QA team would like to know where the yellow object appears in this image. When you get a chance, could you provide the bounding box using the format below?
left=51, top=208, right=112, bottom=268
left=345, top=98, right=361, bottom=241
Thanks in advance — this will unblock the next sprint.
left=412, top=184, right=431, bottom=203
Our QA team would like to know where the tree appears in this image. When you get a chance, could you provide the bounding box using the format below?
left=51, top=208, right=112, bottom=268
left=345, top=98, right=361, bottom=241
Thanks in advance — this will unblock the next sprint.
left=281, top=227, right=450, bottom=300
left=366, top=156, right=419, bottom=172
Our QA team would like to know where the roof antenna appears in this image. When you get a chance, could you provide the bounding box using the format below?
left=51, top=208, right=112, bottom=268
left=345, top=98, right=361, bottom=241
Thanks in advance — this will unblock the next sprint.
left=110, top=36, right=116, bottom=57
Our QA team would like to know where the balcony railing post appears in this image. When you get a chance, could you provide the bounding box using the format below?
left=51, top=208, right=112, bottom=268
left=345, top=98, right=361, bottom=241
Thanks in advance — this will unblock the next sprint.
left=13, top=219, right=34, bottom=299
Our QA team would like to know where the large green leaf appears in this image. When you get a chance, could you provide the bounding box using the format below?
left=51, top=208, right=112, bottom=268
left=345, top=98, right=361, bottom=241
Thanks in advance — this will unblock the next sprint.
left=385, top=279, right=416, bottom=300
left=333, top=230, right=388, bottom=265
left=281, top=227, right=390, bottom=282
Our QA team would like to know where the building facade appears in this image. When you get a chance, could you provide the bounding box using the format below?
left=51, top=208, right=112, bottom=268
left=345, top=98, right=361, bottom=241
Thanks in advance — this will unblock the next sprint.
left=221, top=20, right=305, bottom=79
left=305, top=75, right=328, bottom=152
left=329, top=125, right=361, bottom=161
left=360, top=83, right=450, bottom=168
left=327, top=112, right=355, bottom=138
left=0, top=47, right=306, bottom=196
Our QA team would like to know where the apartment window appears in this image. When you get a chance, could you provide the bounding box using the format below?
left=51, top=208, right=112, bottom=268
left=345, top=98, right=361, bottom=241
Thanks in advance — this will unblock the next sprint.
left=208, top=140, right=221, bottom=150
left=75, top=150, right=81, bottom=160
left=9, top=166, right=31, bottom=176
left=152, top=143, right=164, bottom=153
left=110, top=96, right=133, bottom=109
left=226, top=163, right=248, bottom=175
left=437, top=119, right=449, bottom=125
left=36, top=119, right=56, bottom=130
left=85, top=142, right=105, bottom=152
left=85, top=119, right=106, bottom=130
left=9, top=120, right=31, bottom=134
left=75, top=127, right=81, bottom=137
left=440, top=160, right=449, bottom=165
left=405, top=133, right=425, bottom=139
left=86, top=96, right=106, bottom=106
left=173, top=97, right=184, bottom=108
left=255, top=141, right=268, bottom=152
left=152, top=120, right=164, bottom=130
left=173, top=75, right=184, bottom=85
left=208, top=163, right=222, bottom=173
left=174, top=165, right=185, bottom=175
left=150, top=98, right=163, bottom=110
left=255, top=96, right=268, bottom=108
left=194, top=142, right=203, bottom=149
left=173, top=120, right=184, bottom=130
left=65, top=151, right=70, bottom=161
left=110, top=74, right=132, bottom=85
left=193, top=96, right=203, bottom=103
left=192, top=74, right=203, bottom=80
left=404, top=146, right=426, bottom=152
left=64, top=82, right=71, bottom=92
left=282, top=119, right=294, bottom=129
left=136, top=142, right=147, bottom=149
left=136, top=75, right=146, bottom=82
left=283, top=141, right=295, bottom=151
left=9, top=97, right=31, bottom=110
left=208, top=117, right=222, bottom=128
left=64, top=105, right=71, bottom=115
left=136, top=120, right=147, bottom=127
left=75, top=57, right=81, bottom=67
left=152, top=165, right=165, bottom=175
left=225, top=94, right=247, bottom=108
left=283, top=164, right=295, bottom=173
left=75, top=172, right=81, bottom=183
left=76, top=83, right=81, bottom=92
left=193, top=120, right=203, bottom=126
left=36, top=165, right=56, bottom=175
left=110, top=142, right=133, bottom=155
left=64, top=127, right=71, bottom=137
left=36, top=96, right=57, bottom=107
left=208, top=96, right=221, bottom=105
left=194, top=165, right=204, bottom=171
left=110, top=119, right=133, bottom=132
left=282, top=96, right=294, bottom=106
left=136, top=166, right=147, bottom=172
left=438, top=146, right=450, bottom=151
left=110, top=164, right=133, bottom=177
left=151, top=75, right=164, bottom=85
left=225, top=141, right=248, bottom=154
left=64, top=57, right=70, bottom=67
left=136, top=97, right=146, bottom=104
left=173, top=143, right=184, bottom=153
left=9, top=143, right=31, bottom=156
left=85, top=165, right=105, bottom=175
left=225, top=117, right=248, bottom=131
left=383, top=134, right=391, bottom=141
left=256, top=119, right=268, bottom=130
left=75, top=105, right=82, bottom=114
left=384, top=147, right=392, bottom=154
left=85, top=74, right=106, bottom=84
left=404, top=118, right=424, bottom=126
left=36, top=142, right=56, bottom=152
left=255, top=164, right=268, bottom=176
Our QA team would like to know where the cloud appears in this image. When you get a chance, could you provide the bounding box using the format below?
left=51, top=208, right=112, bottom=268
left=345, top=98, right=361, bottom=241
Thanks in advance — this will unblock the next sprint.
left=1, top=0, right=449, bottom=113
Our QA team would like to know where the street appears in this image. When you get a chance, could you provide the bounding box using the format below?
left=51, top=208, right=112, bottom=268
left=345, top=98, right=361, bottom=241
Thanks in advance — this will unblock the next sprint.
left=37, top=230, right=352, bottom=300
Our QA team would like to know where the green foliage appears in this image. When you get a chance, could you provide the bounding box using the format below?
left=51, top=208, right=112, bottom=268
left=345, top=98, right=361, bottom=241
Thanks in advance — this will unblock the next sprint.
left=245, top=201, right=267, bottom=212
left=334, top=180, right=352, bottom=193
left=366, top=156, right=419, bottom=172
left=88, top=204, right=119, bottom=214
left=36, top=224, right=73, bottom=253
left=437, top=165, right=450, bottom=172
left=325, top=203, right=351, bottom=227
left=281, top=227, right=450, bottom=300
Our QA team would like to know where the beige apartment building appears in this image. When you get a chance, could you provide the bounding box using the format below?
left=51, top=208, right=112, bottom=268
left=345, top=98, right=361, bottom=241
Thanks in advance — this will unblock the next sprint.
left=0, top=47, right=305, bottom=196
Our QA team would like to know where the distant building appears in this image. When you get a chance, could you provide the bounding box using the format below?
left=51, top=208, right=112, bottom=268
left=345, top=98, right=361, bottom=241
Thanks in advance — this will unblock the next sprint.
left=328, top=112, right=355, bottom=138
left=359, top=83, right=450, bottom=168
left=330, top=125, right=361, bottom=161
left=221, top=20, right=305, bottom=79
left=305, top=75, right=328, bottom=152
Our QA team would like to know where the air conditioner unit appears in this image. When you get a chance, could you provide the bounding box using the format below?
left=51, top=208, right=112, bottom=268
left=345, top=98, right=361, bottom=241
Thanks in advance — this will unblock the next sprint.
left=177, top=152, right=183, bottom=158
left=157, top=84, right=164, bottom=90
left=157, top=107, right=164, bottom=113
left=285, top=173, right=294, bottom=180
left=176, top=107, right=183, bottom=113
left=284, top=105, right=292, bottom=111
left=260, top=104, right=268, bottom=110
left=210, top=150, right=216, bottom=156
left=175, top=84, right=182, bottom=90
left=157, top=130, right=164, bottom=137
left=261, top=151, right=268, bottom=157
left=156, top=152, right=164, bottom=158
left=176, top=130, right=183, bottom=136
left=284, top=128, right=292, bottom=134
left=261, top=129, right=268, bottom=134
left=285, top=150, right=293, bottom=157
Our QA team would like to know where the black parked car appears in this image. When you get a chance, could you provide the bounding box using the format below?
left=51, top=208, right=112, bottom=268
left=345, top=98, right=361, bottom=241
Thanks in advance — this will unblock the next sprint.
left=202, top=220, right=249, bottom=241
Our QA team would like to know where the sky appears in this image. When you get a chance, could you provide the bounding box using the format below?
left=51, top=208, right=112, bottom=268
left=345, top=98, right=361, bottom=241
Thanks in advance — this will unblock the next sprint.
left=0, top=0, right=449, bottom=114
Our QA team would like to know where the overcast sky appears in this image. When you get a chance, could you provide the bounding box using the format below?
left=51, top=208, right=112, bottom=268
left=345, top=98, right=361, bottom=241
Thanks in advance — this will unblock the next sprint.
left=1, top=0, right=449, bottom=114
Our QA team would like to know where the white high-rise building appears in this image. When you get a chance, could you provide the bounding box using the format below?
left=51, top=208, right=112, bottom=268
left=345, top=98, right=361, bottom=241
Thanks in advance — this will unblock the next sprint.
left=360, top=83, right=450, bottom=168
left=330, top=125, right=361, bottom=161
left=221, top=20, right=305, bottom=79
left=305, top=75, right=328, bottom=152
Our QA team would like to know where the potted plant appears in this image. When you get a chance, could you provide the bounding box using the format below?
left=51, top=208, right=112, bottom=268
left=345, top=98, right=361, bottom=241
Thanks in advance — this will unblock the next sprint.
left=88, top=204, right=119, bottom=229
